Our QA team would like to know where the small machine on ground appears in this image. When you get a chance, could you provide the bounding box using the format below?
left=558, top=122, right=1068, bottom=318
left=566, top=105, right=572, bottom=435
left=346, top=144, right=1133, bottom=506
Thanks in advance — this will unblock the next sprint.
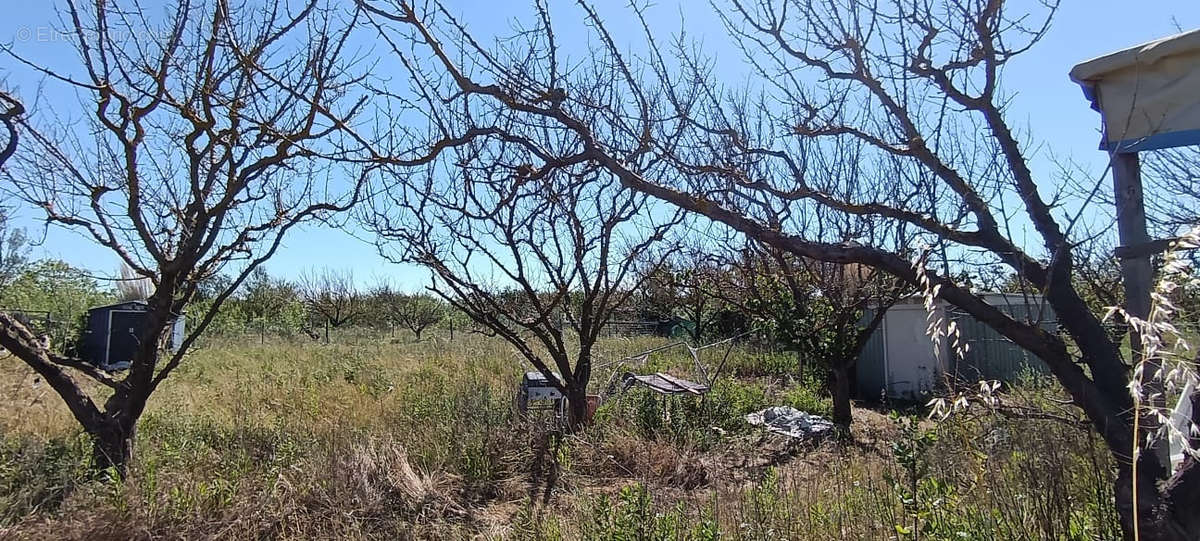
left=517, top=371, right=564, bottom=414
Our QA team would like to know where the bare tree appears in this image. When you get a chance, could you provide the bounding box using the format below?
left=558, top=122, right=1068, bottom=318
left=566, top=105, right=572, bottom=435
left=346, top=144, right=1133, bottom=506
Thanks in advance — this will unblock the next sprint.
left=366, top=0, right=1199, bottom=536
left=651, top=246, right=730, bottom=342
left=0, top=93, right=22, bottom=289
left=1144, top=147, right=1200, bottom=235
left=394, top=294, right=444, bottom=341
left=367, top=281, right=444, bottom=340
left=364, top=156, right=679, bottom=428
left=0, top=0, right=378, bottom=474
left=298, top=267, right=362, bottom=339
left=1072, top=239, right=1130, bottom=344
left=0, top=208, right=29, bottom=290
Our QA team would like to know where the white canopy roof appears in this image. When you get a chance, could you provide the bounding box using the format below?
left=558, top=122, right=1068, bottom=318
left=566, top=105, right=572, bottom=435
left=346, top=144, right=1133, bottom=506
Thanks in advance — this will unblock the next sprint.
left=1070, top=28, right=1200, bottom=153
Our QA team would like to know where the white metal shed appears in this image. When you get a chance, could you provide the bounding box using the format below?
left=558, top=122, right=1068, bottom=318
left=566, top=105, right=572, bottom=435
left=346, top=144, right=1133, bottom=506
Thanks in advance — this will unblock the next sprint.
left=855, top=294, right=1055, bottom=400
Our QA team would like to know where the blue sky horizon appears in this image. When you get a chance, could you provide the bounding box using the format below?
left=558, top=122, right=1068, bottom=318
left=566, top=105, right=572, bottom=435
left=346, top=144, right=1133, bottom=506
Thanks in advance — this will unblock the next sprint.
left=1, top=1, right=1196, bottom=291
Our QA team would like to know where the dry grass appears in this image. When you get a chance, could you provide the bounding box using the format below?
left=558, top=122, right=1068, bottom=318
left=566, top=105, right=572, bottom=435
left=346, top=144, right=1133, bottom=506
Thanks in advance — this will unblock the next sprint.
left=0, top=330, right=1119, bottom=539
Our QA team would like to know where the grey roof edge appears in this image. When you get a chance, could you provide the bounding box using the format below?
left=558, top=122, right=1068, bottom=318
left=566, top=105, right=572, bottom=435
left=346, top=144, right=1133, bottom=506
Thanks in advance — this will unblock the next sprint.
left=1069, top=27, right=1200, bottom=84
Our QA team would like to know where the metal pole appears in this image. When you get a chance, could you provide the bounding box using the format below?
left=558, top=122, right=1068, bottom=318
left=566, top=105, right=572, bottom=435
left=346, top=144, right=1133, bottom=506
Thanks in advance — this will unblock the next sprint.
left=1112, top=151, right=1166, bottom=461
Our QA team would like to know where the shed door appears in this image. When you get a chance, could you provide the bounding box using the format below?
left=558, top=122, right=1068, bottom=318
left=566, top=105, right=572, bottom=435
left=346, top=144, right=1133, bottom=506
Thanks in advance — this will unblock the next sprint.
left=107, top=311, right=143, bottom=366
left=884, top=308, right=938, bottom=399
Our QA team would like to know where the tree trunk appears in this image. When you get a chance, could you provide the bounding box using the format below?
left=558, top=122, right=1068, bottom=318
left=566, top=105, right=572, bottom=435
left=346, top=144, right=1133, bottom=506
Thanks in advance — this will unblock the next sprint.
left=1112, top=455, right=1200, bottom=541
left=830, top=364, right=853, bottom=436
left=91, top=420, right=136, bottom=477
left=414, top=327, right=423, bottom=342
left=1159, top=458, right=1200, bottom=539
left=565, top=386, right=590, bottom=432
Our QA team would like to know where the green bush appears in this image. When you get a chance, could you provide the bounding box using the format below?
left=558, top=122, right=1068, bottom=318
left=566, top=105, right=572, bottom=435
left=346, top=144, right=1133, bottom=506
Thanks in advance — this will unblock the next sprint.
left=605, top=378, right=768, bottom=448
left=781, top=374, right=832, bottom=417
left=0, top=259, right=114, bottom=351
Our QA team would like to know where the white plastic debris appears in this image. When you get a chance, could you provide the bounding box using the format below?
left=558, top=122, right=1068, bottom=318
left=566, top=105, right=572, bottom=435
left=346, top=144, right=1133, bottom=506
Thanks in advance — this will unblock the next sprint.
left=746, top=406, right=835, bottom=439
left=1168, top=379, right=1196, bottom=475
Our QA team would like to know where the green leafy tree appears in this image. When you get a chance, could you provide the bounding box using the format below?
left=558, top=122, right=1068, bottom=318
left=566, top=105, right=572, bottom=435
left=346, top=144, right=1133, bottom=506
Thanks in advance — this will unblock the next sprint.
left=0, top=260, right=113, bottom=350
left=240, top=267, right=304, bottom=342
left=629, top=261, right=677, bottom=324
left=641, top=254, right=729, bottom=341
left=369, top=286, right=446, bottom=341
left=736, top=245, right=905, bottom=433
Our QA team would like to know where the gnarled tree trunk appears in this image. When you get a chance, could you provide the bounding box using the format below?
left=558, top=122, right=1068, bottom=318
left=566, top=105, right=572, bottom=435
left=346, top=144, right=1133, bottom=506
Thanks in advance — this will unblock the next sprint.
left=90, top=419, right=137, bottom=475
left=830, top=363, right=854, bottom=435
left=1112, top=451, right=1200, bottom=540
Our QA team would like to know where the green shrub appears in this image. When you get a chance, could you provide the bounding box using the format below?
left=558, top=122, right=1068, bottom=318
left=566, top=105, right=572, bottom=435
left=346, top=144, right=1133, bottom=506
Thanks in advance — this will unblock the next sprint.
left=0, top=259, right=114, bottom=351
left=603, top=378, right=768, bottom=448
left=781, top=375, right=832, bottom=417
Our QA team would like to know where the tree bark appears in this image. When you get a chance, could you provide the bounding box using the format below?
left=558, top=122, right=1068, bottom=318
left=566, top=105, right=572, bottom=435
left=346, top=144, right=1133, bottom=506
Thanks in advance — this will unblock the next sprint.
left=565, top=386, right=590, bottom=432
left=830, top=363, right=853, bottom=436
left=1110, top=453, right=1200, bottom=541
left=90, top=419, right=136, bottom=476
left=0, top=93, right=21, bottom=168
left=1157, top=458, right=1200, bottom=539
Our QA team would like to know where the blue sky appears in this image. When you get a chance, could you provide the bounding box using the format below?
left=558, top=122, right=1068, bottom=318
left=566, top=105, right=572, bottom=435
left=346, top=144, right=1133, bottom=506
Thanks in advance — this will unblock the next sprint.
left=0, top=1, right=1196, bottom=290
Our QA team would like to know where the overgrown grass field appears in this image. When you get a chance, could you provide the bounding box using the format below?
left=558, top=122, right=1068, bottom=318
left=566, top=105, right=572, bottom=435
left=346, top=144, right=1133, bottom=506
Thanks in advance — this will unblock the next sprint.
left=0, top=331, right=1120, bottom=539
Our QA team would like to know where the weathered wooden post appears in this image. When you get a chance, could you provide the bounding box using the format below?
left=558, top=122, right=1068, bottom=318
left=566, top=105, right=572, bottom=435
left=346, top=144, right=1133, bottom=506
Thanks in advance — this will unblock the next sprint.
left=1070, top=28, right=1200, bottom=464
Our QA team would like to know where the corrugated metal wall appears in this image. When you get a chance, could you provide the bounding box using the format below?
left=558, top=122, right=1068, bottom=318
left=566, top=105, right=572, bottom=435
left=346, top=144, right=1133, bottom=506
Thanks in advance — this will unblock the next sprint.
left=948, top=298, right=1056, bottom=384
left=856, top=296, right=1059, bottom=399
left=857, top=308, right=888, bottom=399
